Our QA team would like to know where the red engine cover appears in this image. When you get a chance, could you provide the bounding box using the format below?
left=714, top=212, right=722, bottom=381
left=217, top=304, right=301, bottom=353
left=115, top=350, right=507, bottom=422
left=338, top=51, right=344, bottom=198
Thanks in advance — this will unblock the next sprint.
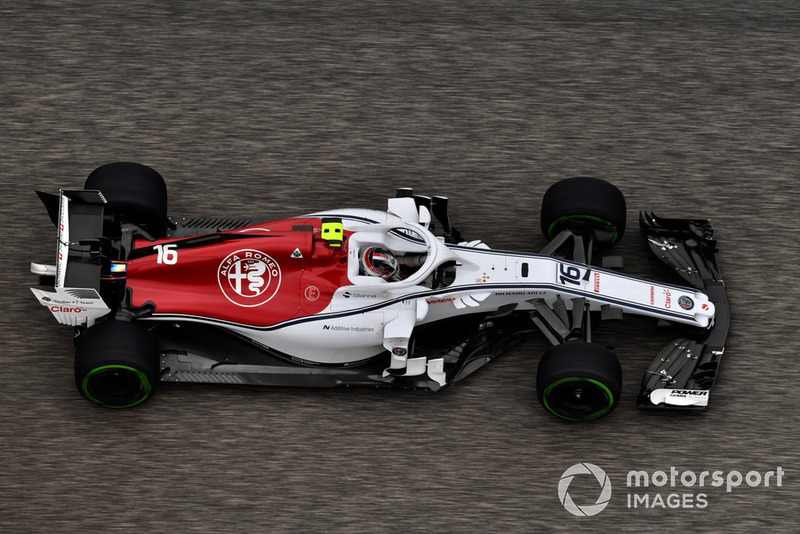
left=125, top=218, right=352, bottom=326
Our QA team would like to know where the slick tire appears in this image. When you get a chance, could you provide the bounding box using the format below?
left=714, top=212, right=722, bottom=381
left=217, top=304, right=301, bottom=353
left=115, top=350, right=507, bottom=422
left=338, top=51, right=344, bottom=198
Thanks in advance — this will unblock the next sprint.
left=85, top=162, right=168, bottom=237
left=540, top=177, right=626, bottom=248
left=536, top=341, right=622, bottom=421
left=75, top=321, right=160, bottom=408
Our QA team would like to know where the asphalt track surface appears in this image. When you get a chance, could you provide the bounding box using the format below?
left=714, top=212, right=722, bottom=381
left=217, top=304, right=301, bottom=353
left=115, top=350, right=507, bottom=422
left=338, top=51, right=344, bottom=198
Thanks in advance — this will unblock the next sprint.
left=2, top=2, right=799, bottom=532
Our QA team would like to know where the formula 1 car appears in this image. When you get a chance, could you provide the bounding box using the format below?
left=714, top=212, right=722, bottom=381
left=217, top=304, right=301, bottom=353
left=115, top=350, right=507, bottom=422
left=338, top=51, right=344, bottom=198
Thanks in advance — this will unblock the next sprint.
left=30, top=163, right=730, bottom=420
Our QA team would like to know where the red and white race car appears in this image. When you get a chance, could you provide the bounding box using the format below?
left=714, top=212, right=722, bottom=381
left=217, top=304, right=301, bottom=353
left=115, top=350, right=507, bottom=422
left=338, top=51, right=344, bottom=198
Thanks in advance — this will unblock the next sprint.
left=31, top=163, right=729, bottom=420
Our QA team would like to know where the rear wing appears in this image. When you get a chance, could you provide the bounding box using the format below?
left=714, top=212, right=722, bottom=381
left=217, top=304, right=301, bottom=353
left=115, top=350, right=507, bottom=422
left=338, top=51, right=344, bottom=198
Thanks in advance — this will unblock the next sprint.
left=30, top=190, right=111, bottom=327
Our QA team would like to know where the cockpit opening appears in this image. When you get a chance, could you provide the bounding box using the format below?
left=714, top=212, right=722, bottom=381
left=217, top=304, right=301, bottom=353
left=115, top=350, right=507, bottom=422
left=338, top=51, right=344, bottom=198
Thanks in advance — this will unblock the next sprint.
left=348, top=224, right=456, bottom=288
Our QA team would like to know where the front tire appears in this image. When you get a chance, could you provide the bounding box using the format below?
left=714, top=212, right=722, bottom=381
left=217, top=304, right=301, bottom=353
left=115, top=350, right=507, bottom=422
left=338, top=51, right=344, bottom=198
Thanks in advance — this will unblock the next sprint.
left=75, top=321, right=160, bottom=408
left=536, top=341, right=622, bottom=421
left=540, top=177, right=627, bottom=248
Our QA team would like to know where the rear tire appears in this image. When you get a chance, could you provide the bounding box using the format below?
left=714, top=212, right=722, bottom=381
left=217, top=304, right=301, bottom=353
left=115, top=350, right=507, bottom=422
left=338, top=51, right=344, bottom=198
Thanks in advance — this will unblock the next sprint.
left=536, top=341, right=622, bottom=421
left=75, top=321, right=160, bottom=408
left=85, top=162, right=168, bottom=237
left=541, top=177, right=626, bottom=248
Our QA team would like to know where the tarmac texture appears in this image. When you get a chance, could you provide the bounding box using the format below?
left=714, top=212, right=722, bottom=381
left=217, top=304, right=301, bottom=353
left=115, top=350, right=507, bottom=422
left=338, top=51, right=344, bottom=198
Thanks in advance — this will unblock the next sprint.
left=1, top=2, right=798, bottom=532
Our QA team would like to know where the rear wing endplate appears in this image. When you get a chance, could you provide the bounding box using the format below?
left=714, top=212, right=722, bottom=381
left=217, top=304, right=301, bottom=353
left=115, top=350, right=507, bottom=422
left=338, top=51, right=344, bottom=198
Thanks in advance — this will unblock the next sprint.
left=56, top=190, right=106, bottom=289
left=31, top=189, right=111, bottom=327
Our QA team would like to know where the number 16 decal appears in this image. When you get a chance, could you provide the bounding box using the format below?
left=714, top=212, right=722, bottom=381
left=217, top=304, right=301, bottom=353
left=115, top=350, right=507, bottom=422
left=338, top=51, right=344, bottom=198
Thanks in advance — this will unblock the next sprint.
left=558, top=263, right=582, bottom=285
left=154, top=244, right=178, bottom=265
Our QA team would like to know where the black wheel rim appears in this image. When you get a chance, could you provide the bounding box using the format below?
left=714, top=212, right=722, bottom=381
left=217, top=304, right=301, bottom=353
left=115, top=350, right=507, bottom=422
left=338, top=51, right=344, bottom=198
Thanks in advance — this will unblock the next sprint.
left=543, top=378, right=615, bottom=421
left=82, top=365, right=152, bottom=408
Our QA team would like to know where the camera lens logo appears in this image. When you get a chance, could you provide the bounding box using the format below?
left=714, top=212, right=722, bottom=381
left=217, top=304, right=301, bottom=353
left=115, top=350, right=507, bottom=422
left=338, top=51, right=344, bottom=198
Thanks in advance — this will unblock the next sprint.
left=558, top=463, right=612, bottom=517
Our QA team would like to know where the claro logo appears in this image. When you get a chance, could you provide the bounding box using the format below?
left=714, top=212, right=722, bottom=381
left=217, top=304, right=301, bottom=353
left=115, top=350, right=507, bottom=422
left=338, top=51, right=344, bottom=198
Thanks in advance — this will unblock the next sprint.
left=50, top=306, right=86, bottom=313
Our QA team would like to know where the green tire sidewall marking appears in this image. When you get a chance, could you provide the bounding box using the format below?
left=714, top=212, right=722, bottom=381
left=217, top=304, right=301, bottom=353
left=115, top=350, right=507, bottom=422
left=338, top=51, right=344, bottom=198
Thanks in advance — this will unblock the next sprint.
left=542, top=377, right=615, bottom=421
left=81, top=365, right=152, bottom=408
left=547, top=215, right=619, bottom=244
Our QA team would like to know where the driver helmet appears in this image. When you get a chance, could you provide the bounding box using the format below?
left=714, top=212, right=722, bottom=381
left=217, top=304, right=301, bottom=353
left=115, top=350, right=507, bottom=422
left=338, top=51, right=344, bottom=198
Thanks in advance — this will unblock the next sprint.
left=360, top=246, right=399, bottom=280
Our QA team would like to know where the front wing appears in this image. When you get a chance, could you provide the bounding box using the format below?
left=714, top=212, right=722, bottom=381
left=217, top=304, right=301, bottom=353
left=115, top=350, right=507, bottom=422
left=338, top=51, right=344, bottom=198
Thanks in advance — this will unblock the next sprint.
left=637, top=212, right=731, bottom=410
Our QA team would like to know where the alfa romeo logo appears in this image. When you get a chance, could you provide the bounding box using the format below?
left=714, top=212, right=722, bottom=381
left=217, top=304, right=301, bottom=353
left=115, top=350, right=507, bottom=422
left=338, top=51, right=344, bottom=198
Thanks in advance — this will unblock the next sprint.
left=217, top=249, right=281, bottom=307
left=558, top=463, right=612, bottom=517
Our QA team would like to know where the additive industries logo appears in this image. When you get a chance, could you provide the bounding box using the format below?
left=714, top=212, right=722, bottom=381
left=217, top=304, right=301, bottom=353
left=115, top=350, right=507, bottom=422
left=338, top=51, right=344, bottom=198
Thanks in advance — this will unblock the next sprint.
left=558, top=463, right=612, bottom=517
left=218, top=249, right=281, bottom=307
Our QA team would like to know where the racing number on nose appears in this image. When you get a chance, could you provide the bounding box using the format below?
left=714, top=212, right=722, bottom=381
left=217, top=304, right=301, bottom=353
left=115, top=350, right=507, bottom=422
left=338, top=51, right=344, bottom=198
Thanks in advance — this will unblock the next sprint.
left=559, top=263, right=582, bottom=286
